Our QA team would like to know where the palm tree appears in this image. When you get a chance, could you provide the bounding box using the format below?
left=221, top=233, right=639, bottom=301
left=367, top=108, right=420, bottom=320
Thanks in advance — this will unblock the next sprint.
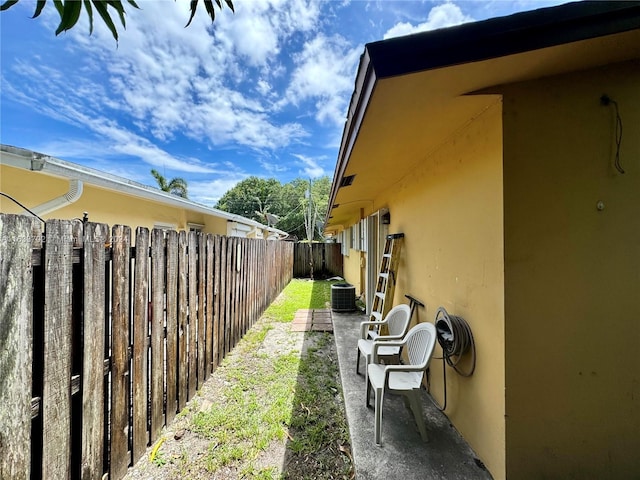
left=151, top=169, right=188, bottom=199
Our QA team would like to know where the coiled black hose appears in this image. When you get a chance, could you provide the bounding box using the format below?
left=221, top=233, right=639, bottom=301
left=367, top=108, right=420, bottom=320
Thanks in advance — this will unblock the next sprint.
left=435, top=306, right=476, bottom=377
left=430, top=307, right=476, bottom=412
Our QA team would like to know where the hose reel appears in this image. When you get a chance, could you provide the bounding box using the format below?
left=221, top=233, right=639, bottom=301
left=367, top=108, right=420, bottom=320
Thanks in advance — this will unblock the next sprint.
left=430, top=307, right=476, bottom=412
left=435, top=306, right=476, bottom=377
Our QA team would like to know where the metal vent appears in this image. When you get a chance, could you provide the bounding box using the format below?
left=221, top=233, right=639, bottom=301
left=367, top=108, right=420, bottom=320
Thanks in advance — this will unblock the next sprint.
left=339, top=175, right=356, bottom=187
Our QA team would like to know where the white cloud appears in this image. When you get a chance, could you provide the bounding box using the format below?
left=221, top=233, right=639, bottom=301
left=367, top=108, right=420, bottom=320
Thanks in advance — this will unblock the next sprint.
left=383, top=2, right=474, bottom=39
left=189, top=176, right=249, bottom=205
left=293, top=154, right=325, bottom=178
left=283, top=34, right=361, bottom=126
left=4, top=0, right=320, bottom=162
left=2, top=71, right=214, bottom=173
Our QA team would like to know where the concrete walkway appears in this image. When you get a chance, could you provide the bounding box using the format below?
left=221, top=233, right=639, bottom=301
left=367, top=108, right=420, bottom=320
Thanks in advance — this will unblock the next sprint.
left=332, top=311, right=493, bottom=480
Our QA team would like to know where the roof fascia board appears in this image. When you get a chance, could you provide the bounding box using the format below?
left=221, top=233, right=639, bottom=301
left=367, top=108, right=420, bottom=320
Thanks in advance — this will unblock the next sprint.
left=367, top=1, right=640, bottom=79
left=327, top=49, right=376, bottom=222
left=1, top=144, right=287, bottom=237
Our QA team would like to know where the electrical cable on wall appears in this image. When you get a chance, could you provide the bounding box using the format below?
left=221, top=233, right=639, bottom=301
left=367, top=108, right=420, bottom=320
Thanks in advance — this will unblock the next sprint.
left=0, top=191, right=45, bottom=223
left=600, top=94, right=625, bottom=174
left=429, top=306, right=476, bottom=411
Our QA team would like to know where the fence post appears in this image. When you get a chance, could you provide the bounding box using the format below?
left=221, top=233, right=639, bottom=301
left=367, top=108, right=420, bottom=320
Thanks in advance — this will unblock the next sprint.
left=81, top=222, right=108, bottom=479
left=0, top=214, right=38, bottom=480
left=165, top=230, right=179, bottom=425
left=150, top=229, right=166, bottom=441
left=131, top=227, right=150, bottom=461
left=41, top=220, right=74, bottom=479
left=177, top=231, right=188, bottom=411
left=110, top=225, right=132, bottom=480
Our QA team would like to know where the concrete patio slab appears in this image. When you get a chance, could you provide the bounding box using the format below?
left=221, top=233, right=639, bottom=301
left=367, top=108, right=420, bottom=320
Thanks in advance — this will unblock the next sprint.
left=332, top=310, right=493, bottom=480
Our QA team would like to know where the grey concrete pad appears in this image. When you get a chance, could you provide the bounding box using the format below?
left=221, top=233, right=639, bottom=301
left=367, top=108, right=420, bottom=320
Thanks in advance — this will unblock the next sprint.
left=332, top=311, right=493, bottom=480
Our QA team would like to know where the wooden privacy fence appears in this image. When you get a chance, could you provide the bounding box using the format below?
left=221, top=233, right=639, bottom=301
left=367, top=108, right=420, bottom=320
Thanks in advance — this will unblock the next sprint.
left=293, top=242, right=343, bottom=278
left=0, top=213, right=293, bottom=480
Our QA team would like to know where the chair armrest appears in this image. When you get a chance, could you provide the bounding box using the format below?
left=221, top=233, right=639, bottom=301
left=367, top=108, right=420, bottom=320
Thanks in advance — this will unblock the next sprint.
left=372, top=340, right=404, bottom=362
left=381, top=364, right=426, bottom=389
left=360, top=320, right=386, bottom=339
left=384, top=364, right=425, bottom=373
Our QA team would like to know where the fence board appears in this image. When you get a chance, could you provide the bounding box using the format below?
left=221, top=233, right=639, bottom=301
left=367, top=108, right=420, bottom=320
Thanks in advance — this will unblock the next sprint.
left=177, top=231, right=188, bottom=411
left=0, top=215, right=37, bottom=480
left=165, top=231, right=179, bottom=424
left=41, top=220, right=74, bottom=480
left=231, top=238, right=239, bottom=349
left=293, top=243, right=342, bottom=278
left=244, top=240, right=250, bottom=334
left=187, top=231, right=197, bottom=399
left=81, top=222, right=108, bottom=480
left=150, top=229, right=166, bottom=441
left=197, top=233, right=206, bottom=387
left=226, top=237, right=234, bottom=354
left=110, top=225, right=132, bottom=480
left=132, top=228, right=149, bottom=460
left=214, top=235, right=223, bottom=367
left=241, top=240, right=247, bottom=336
left=205, top=234, right=214, bottom=377
left=219, top=236, right=228, bottom=360
left=0, top=211, right=295, bottom=480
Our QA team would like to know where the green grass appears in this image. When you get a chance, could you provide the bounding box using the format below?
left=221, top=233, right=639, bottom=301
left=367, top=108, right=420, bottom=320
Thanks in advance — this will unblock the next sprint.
left=189, top=279, right=351, bottom=479
left=261, top=278, right=338, bottom=321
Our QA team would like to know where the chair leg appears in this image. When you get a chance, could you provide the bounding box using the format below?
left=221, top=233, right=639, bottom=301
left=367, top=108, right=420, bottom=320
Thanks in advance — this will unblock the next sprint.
left=407, top=390, right=428, bottom=442
left=364, top=354, right=370, bottom=385
left=356, top=348, right=361, bottom=375
left=374, top=387, right=384, bottom=446
left=366, top=376, right=372, bottom=408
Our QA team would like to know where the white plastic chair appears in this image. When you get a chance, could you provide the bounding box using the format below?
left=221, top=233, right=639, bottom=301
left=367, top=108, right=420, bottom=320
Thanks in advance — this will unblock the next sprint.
left=356, top=304, right=411, bottom=382
left=366, top=322, right=437, bottom=446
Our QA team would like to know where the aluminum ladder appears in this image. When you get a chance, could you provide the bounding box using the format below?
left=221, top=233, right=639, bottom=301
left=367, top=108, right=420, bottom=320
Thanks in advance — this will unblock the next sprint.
left=369, top=233, right=404, bottom=326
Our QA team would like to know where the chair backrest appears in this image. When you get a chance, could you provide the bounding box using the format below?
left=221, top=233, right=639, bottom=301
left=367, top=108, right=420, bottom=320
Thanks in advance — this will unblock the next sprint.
left=404, top=322, right=437, bottom=369
left=385, top=304, right=412, bottom=337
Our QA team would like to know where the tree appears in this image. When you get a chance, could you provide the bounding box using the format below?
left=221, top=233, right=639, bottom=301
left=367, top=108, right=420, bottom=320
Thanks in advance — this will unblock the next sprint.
left=215, top=176, right=331, bottom=241
left=215, top=176, right=282, bottom=223
left=0, top=0, right=234, bottom=41
left=151, top=169, right=188, bottom=199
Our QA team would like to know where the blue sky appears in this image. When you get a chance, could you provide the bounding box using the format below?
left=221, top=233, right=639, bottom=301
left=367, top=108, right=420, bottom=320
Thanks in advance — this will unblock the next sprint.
left=1, top=0, right=567, bottom=205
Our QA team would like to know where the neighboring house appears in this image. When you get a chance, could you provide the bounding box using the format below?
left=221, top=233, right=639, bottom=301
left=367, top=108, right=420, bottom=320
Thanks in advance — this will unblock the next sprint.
left=0, top=145, right=288, bottom=240
left=325, top=2, right=640, bottom=479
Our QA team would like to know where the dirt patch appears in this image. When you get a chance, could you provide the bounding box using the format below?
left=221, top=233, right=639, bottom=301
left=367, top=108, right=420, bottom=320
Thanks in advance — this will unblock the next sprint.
left=124, top=318, right=353, bottom=480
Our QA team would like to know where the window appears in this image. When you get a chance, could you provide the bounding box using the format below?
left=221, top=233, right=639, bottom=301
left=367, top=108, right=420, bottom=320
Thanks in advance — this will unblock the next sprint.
left=340, top=230, right=350, bottom=256
left=187, top=222, right=204, bottom=232
left=153, top=222, right=177, bottom=232
left=349, top=219, right=368, bottom=252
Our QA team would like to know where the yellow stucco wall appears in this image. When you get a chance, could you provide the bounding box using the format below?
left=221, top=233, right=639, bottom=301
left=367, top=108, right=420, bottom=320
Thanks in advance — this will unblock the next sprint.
left=0, top=165, right=229, bottom=235
left=378, top=99, right=505, bottom=478
left=501, top=60, right=640, bottom=478
left=342, top=248, right=363, bottom=294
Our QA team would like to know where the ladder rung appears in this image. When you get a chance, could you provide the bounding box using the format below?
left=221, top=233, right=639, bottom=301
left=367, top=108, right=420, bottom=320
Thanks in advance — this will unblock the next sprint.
left=371, top=311, right=382, bottom=321
left=379, top=273, right=389, bottom=279
left=375, top=292, right=385, bottom=300
left=383, top=254, right=392, bottom=258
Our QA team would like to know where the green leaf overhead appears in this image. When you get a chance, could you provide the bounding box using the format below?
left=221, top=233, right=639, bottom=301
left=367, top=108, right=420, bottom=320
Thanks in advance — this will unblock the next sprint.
left=2, top=0, right=233, bottom=41
left=55, top=0, right=82, bottom=35
left=0, top=0, right=20, bottom=12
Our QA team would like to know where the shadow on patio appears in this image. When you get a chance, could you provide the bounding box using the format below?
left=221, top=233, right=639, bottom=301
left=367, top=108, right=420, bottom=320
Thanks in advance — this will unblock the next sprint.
left=330, top=309, right=493, bottom=480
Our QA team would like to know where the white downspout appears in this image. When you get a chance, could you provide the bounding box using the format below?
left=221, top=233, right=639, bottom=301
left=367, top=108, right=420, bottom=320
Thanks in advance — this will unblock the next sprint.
left=30, top=179, right=83, bottom=216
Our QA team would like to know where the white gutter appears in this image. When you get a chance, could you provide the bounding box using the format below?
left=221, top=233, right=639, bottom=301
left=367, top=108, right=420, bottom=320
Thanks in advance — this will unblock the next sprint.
left=31, top=179, right=83, bottom=216
left=1, top=144, right=289, bottom=239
